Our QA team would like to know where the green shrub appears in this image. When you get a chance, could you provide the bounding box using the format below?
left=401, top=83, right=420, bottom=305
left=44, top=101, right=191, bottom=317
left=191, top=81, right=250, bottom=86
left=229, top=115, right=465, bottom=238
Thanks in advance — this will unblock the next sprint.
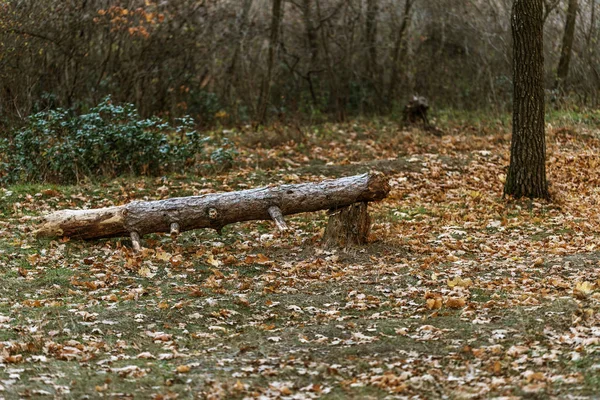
left=0, top=97, right=236, bottom=184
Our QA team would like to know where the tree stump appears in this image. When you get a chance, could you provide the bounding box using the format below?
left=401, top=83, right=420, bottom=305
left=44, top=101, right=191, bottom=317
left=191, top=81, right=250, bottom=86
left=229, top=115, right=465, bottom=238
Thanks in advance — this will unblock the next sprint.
left=323, top=202, right=371, bottom=248
left=403, top=95, right=429, bottom=127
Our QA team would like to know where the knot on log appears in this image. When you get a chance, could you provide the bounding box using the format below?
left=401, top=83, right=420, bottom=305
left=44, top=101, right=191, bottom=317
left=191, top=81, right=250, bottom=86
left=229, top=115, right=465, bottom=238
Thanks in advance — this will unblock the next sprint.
left=208, top=208, right=219, bottom=220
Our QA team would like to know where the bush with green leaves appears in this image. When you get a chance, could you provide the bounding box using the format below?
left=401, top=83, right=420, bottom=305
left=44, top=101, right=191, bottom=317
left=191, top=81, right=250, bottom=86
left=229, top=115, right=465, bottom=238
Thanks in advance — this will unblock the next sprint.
left=0, top=97, right=237, bottom=184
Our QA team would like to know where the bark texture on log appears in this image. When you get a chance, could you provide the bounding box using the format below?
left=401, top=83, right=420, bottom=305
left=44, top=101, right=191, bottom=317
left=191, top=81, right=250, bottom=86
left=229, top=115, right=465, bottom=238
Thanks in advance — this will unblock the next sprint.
left=324, top=202, right=371, bottom=248
left=35, top=173, right=390, bottom=241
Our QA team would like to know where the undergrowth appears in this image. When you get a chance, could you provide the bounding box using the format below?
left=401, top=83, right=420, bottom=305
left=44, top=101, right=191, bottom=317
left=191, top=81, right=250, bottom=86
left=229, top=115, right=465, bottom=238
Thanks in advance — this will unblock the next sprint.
left=0, top=97, right=237, bottom=184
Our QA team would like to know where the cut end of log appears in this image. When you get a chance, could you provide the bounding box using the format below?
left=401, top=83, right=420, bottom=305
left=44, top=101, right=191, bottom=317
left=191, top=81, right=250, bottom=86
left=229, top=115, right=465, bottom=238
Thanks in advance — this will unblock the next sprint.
left=34, top=207, right=126, bottom=240
left=366, top=172, right=391, bottom=202
left=323, top=202, right=371, bottom=248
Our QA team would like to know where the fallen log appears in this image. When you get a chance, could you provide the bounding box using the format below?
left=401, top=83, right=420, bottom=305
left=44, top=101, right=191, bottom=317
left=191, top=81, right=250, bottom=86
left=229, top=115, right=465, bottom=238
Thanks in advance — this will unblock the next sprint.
left=35, top=173, right=390, bottom=246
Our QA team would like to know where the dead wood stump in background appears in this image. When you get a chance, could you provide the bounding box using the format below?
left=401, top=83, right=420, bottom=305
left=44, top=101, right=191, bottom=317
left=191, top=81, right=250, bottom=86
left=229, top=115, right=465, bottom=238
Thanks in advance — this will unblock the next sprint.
left=402, top=95, right=444, bottom=136
left=403, top=95, right=429, bottom=127
left=323, top=202, right=371, bottom=248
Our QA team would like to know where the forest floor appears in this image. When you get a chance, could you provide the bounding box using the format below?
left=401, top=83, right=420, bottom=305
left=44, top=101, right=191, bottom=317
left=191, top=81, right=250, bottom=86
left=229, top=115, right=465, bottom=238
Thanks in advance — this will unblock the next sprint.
left=1, top=111, right=600, bottom=399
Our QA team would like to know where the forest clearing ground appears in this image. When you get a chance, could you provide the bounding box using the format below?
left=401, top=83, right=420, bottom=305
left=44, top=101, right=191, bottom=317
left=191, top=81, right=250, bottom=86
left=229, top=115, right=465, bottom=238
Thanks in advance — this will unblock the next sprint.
left=0, top=115, right=599, bottom=398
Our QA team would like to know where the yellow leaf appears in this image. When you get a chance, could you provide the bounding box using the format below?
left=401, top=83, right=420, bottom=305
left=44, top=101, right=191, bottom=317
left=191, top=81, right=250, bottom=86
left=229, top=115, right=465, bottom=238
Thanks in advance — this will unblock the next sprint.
left=176, top=365, right=191, bottom=373
left=233, top=380, right=245, bottom=392
left=156, top=249, right=172, bottom=262
left=574, top=281, right=594, bottom=298
left=468, top=190, right=481, bottom=199
left=138, top=266, right=155, bottom=278
left=206, top=254, right=221, bottom=267
left=158, top=301, right=169, bottom=309
left=447, top=277, right=472, bottom=288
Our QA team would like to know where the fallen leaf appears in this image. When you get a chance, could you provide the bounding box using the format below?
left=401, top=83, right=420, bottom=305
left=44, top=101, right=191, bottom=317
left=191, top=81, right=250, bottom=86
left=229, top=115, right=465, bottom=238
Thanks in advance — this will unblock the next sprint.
left=176, top=365, right=191, bottom=373
left=574, top=281, right=594, bottom=298
left=445, top=297, right=466, bottom=308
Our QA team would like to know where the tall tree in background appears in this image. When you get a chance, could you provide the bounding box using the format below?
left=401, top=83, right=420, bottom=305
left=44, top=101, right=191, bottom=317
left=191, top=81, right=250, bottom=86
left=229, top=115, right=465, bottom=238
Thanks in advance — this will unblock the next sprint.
left=504, top=0, right=549, bottom=200
left=555, top=0, right=578, bottom=91
left=388, top=0, right=415, bottom=103
left=225, top=0, right=254, bottom=107
left=366, top=0, right=380, bottom=108
left=257, top=0, right=283, bottom=125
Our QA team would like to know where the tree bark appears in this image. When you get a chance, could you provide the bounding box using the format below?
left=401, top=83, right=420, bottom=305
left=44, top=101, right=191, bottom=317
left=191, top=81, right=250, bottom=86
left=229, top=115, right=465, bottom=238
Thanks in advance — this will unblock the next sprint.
left=388, top=0, right=415, bottom=104
left=225, top=0, right=254, bottom=106
left=316, top=0, right=345, bottom=122
left=543, top=0, right=561, bottom=23
left=587, top=0, right=596, bottom=48
left=366, top=0, right=379, bottom=76
left=256, top=0, right=284, bottom=125
left=301, top=0, right=320, bottom=106
left=302, top=0, right=319, bottom=66
left=555, top=0, right=578, bottom=91
left=504, top=0, right=549, bottom=200
left=324, top=202, right=371, bottom=247
left=365, top=0, right=380, bottom=109
left=35, top=173, right=390, bottom=242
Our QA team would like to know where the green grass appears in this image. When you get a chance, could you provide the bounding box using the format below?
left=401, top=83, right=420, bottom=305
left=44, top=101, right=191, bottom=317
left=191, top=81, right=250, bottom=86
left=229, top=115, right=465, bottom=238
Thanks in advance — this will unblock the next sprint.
left=0, top=121, right=598, bottom=398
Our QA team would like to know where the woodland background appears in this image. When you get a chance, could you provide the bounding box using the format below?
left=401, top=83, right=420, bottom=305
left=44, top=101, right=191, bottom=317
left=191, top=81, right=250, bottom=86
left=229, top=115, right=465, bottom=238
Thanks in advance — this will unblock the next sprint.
left=1, top=1, right=600, bottom=398
left=0, top=0, right=598, bottom=129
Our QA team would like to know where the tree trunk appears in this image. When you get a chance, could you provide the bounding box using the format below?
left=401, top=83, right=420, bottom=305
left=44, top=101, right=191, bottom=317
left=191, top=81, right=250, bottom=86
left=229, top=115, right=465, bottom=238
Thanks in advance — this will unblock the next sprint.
left=225, top=0, right=254, bottom=107
left=35, top=173, right=390, bottom=244
left=555, top=0, right=578, bottom=91
left=504, top=0, right=549, bottom=200
left=587, top=0, right=596, bottom=48
left=302, top=0, right=319, bottom=105
left=388, top=0, right=415, bottom=104
left=302, top=0, right=319, bottom=66
left=365, top=0, right=380, bottom=109
left=543, top=0, right=561, bottom=23
left=324, top=202, right=371, bottom=247
left=366, top=0, right=379, bottom=75
left=587, top=0, right=598, bottom=105
left=256, top=0, right=284, bottom=125
left=316, top=0, right=345, bottom=122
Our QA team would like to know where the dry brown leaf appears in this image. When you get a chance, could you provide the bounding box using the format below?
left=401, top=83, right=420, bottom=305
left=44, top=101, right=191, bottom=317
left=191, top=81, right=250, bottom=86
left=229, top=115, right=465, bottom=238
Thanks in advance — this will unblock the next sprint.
left=445, top=297, right=466, bottom=309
